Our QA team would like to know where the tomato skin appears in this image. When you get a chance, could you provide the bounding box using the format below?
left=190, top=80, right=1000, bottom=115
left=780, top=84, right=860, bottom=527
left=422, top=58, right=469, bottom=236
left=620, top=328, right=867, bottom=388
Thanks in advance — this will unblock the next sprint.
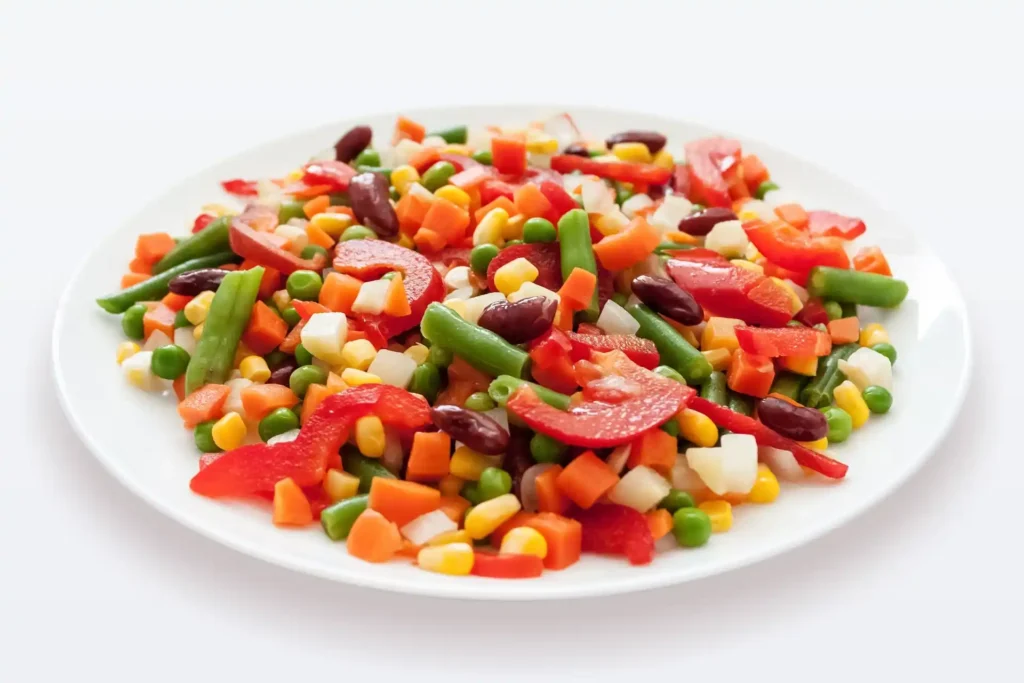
left=571, top=503, right=655, bottom=566
left=666, top=251, right=793, bottom=327
left=806, top=210, right=867, bottom=240
left=734, top=326, right=832, bottom=357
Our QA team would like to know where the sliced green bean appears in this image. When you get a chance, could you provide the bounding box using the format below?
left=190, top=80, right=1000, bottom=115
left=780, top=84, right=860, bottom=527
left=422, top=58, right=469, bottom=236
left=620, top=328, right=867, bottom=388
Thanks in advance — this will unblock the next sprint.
left=342, top=449, right=396, bottom=493
left=628, top=303, right=712, bottom=384
left=321, top=494, right=370, bottom=540
left=727, top=392, right=754, bottom=416
left=96, top=251, right=239, bottom=314
left=769, top=372, right=807, bottom=401
left=806, top=267, right=909, bottom=308
left=557, top=209, right=600, bottom=321
left=488, top=375, right=570, bottom=410
left=700, top=371, right=728, bottom=405
left=152, top=216, right=231, bottom=274
left=420, top=303, right=530, bottom=378
left=800, top=343, right=858, bottom=408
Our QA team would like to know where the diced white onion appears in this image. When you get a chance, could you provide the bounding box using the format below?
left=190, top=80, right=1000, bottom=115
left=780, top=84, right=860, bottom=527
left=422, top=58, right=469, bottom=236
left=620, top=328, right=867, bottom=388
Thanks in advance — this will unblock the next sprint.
left=267, top=429, right=300, bottom=445
left=608, top=465, right=672, bottom=512
left=273, top=223, right=308, bottom=255
left=351, top=279, right=390, bottom=315
left=596, top=300, right=639, bottom=336
left=761, top=189, right=797, bottom=209
left=480, top=407, right=509, bottom=433
left=400, top=510, right=457, bottom=546
left=649, top=195, right=693, bottom=233
left=223, top=377, right=254, bottom=419
left=444, top=286, right=474, bottom=302
left=121, top=351, right=163, bottom=392
left=562, top=173, right=584, bottom=194
left=520, top=463, right=558, bottom=512
left=704, top=219, right=749, bottom=258
left=142, top=329, right=173, bottom=352
left=838, top=347, right=893, bottom=391
left=287, top=217, right=309, bottom=228
left=758, top=445, right=804, bottom=481
left=737, top=199, right=777, bottom=222
left=606, top=444, right=632, bottom=475
left=299, top=312, right=349, bottom=365
left=671, top=454, right=706, bottom=493
left=381, top=428, right=404, bottom=475
left=621, top=193, right=654, bottom=219
left=421, top=135, right=447, bottom=149
left=784, top=279, right=809, bottom=303
left=407, top=182, right=435, bottom=200
left=508, top=282, right=560, bottom=304
left=542, top=113, right=582, bottom=147
left=444, top=266, right=472, bottom=291
left=462, top=292, right=506, bottom=325
left=173, top=327, right=197, bottom=356
left=686, top=433, right=758, bottom=495
left=367, top=349, right=417, bottom=388
left=581, top=178, right=616, bottom=214
left=392, top=138, right=424, bottom=166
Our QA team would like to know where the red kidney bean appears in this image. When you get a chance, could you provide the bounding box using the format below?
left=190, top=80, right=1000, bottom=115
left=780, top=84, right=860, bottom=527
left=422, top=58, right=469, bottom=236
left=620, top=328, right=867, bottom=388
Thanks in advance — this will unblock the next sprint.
left=334, top=125, right=372, bottom=163
left=477, top=296, right=556, bottom=344
left=430, top=405, right=509, bottom=455
left=502, top=428, right=534, bottom=499
left=562, top=142, right=590, bottom=157
left=605, top=130, right=667, bottom=154
left=757, top=397, right=829, bottom=442
left=631, top=275, right=703, bottom=325
left=267, top=360, right=298, bottom=386
left=348, top=172, right=399, bottom=237
left=677, top=207, right=737, bottom=236
left=167, top=268, right=229, bottom=295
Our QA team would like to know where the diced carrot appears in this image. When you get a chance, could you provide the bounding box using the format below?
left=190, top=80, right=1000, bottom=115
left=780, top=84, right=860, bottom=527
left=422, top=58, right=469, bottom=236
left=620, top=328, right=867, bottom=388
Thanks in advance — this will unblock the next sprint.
left=172, top=376, right=186, bottom=402
left=421, top=197, right=470, bottom=244
left=396, top=539, right=422, bottom=560
left=724, top=163, right=751, bottom=201
left=627, top=429, right=677, bottom=476
left=473, top=196, right=516, bottom=224
left=326, top=205, right=355, bottom=216
left=557, top=267, right=598, bottom=312
left=413, top=227, right=446, bottom=253
left=134, top=232, right=176, bottom=264
left=383, top=273, right=412, bottom=317
left=406, top=431, right=452, bottom=482
left=241, top=300, right=288, bottom=355
left=740, top=155, right=770, bottom=194
left=160, top=292, right=193, bottom=312
left=645, top=508, right=674, bottom=541
left=305, top=223, right=335, bottom=250
left=775, top=203, right=809, bottom=229
left=240, top=383, right=299, bottom=421
left=395, top=193, right=434, bottom=236
left=434, top=379, right=479, bottom=407
left=556, top=451, right=619, bottom=509
left=346, top=509, right=403, bottom=563
left=409, top=147, right=442, bottom=174
left=553, top=298, right=574, bottom=331
left=591, top=216, right=661, bottom=271
left=513, top=183, right=553, bottom=219
left=319, top=272, right=362, bottom=314
left=303, top=194, right=330, bottom=219
left=143, top=303, right=176, bottom=340
left=279, top=319, right=305, bottom=354
left=291, top=299, right=329, bottom=321
left=438, top=495, right=471, bottom=524
left=300, top=384, right=332, bottom=425
left=368, top=478, right=441, bottom=528
left=121, top=273, right=149, bottom=289
left=393, top=115, right=426, bottom=144
left=827, top=316, right=860, bottom=344
left=289, top=184, right=333, bottom=199
left=490, top=511, right=537, bottom=546
left=726, top=348, right=775, bottom=398
left=534, top=465, right=569, bottom=515
left=273, top=477, right=314, bottom=526
left=128, top=257, right=153, bottom=275
left=177, top=384, right=231, bottom=428
left=663, top=231, right=700, bottom=245
left=852, top=246, right=892, bottom=276
left=491, top=136, right=527, bottom=175
left=238, top=259, right=282, bottom=299
left=524, top=512, right=582, bottom=570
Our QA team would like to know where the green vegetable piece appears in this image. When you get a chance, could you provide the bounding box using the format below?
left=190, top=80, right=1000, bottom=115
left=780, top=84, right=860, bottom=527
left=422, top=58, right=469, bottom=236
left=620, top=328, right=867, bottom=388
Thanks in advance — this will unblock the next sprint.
left=615, top=183, right=634, bottom=205
left=690, top=204, right=706, bottom=213
left=754, top=181, right=779, bottom=200
left=321, top=494, right=370, bottom=540
left=489, top=376, right=571, bottom=411
left=152, top=216, right=232, bottom=274
left=587, top=149, right=604, bottom=158
left=460, top=481, right=483, bottom=506
left=504, top=239, right=524, bottom=247
left=464, top=391, right=496, bottom=412
left=329, top=193, right=351, bottom=206
left=529, top=432, right=567, bottom=464
left=871, top=342, right=897, bottom=365
left=355, top=166, right=392, bottom=182
left=557, top=209, right=600, bottom=321
left=389, top=187, right=401, bottom=201
left=151, top=344, right=191, bottom=380
left=471, top=150, right=493, bottom=165
left=470, top=243, right=501, bottom=275
left=700, top=371, right=728, bottom=406
left=429, top=125, right=468, bottom=144
left=862, top=385, right=893, bottom=414
left=258, top=407, right=300, bottom=442
left=611, top=292, right=628, bottom=307
left=421, top=161, right=457, bottom=192
left=661, top=419, right=680, bottom=437
left=659, top=489, right=695, bottom=513
left=342, top=449, right=396, bottom=493
left=193, top=420, right=221, bottom=454
left=806, top=267, right=909, bottom=308
left=408, top=362, right=442, bottom=403
left=823, top=406, right=853, bottom=443
left=294, top=343, right=313, bottom=367
left=673, top=507, right=712, bottom=547
left=823, top=300, right=844, bottom=321
left=96, top=251, right=239, bottom=314
left=478, top=467, right=513, bottom=501
left=354, top=148, right=381, bottom=167
left=769, top=372, right=807, bottom=401
left=281, top=305, right=301, bottom=328
left=427, top=344, right=453, bottom=368
left=264, top=350, right=288, bottom=369
left=800, top=343, right=858, bottom=409
left=380, top=272, right=398, bottom=281
left=286, top=270, right=323, bottom=301
left=278, top=200, right=306, bottom=224
left=628, top=303, right=712, bottom=384
left=840, top=301, right=858, bottom=318
left=340, top=224, right=376, bottom=241
left=173, top=309, right=190, bottom=328
left=300, top=244, right=329, bottom=260
left=420, top=303, right=530, bottom=378
left=654, top=365, right=686, bottom=384
left=727, top=392, right=754, bottom=416
left=121, top=303, right=148, bottom=340
left=289, top=364, right=328, bottom=398
left=522, top=217, right=557, bottom=244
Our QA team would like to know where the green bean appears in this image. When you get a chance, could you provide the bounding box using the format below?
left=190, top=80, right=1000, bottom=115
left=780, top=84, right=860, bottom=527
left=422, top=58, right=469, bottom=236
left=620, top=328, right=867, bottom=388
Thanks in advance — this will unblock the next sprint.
left=96, top=251, right=239, bottom=314
left=800, top=343, right=858, bottom=409
left=840, top=301, right=858, bottom=318
left=654, top=365, right=686, bottom=384
left=152, top=216, right=232, bottom=274
left=321, top=494, right=370, bottom=540
left=661, top=419, right=680, bottom=437
left=429, top=125, right=469, bottom=144
left=823, top=300, right=844, bottom=321
left=727, top=392, right=754, bottom=416
left=654, top=242, right=697, bottom=255
left=700, top=371, right=728, bottom=406
left=408, top=362, right=441, bottom=403
left=488, top=375, right=570, bottom=410
left=754, top=181, right=779, bottom=200
left=628, top=303, right=712, bottom=384
left=183, top=267, right=264, bottom=394
left=342, top=449, right=396, bottom=493
left=427, top=344, right=453, bottom=368
left=557, top=209, right=600, bottom=321
left=806, top=267, right=909, bottom=308
left=278, top=200, right=306, bottom=224
left=422, top=161, right=457, bottom=192
left=471, top=150, right=492, bottom=165
left=769, top=372, right=807, bottom=401
left=420, top=303, right=530, bottom=378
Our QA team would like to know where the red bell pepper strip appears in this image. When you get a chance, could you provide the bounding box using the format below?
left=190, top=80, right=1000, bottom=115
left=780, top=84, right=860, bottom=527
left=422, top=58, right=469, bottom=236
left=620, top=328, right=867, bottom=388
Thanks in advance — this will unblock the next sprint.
left=549, top=154, right=672, bottom=186
left=687, top=396, right=848, bottom=479
left=228, top=206, right=327, bottom=276
left=761, top=259, right=809, bottom=287
left=192, top=213, right=215, bottom=234
left=506, top=350, right=692, bottom=448
left=190, top=385, right=432, bottom=497
left=528, top=328, right=578, bottom=394
left=670, top=163, right=691, bottom=197
left=302, top=160, right=357, bottom=192
left=479, top=178, right=517, bottom=205
left=221, top=178, right=259, bottom=197
left=744, top=220, right=850, bottom=271
left=794, top=297, right=830, bottom=327
left=567, top=332, right=660, bottom=369
left=806, top=210, right=867, bottom=240
left=682, top=138, right=743, bottom=208
left=332, top=239, right=444, bottom=340
left=538, top=180, right=578, bottom=224
left=571, top=503, right=655, bottom=566
left=435, top=246, right=472, bottom=267
left=735, top=326, right=832, bottom=357
left=470, top=552, right=544, bottom=579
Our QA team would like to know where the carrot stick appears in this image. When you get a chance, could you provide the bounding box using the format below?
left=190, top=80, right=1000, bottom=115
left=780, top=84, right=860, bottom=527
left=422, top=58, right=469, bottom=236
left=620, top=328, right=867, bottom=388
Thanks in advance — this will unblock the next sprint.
left=303, top=195, right=330, bottom=219
left=383, top=273, right=412, bottom=317
left=534, top=465, right=569, bottom=515
left=557, top=267, right=598, bottom=312
left=627, top=429, right=677, bottom=476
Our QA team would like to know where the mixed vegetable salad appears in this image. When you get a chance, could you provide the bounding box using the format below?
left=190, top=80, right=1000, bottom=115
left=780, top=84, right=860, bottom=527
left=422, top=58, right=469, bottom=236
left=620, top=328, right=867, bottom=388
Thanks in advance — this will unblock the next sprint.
left=98, top=114, right=907, bottom=578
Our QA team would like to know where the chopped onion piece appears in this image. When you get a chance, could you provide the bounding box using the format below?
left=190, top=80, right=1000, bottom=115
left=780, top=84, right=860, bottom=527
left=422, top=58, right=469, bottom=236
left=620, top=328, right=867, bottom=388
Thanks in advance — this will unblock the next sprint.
left=400, top=510, right=457, bottom=546
left=381, top=428, right=404, bottom=475
left=758, top=445, right=804, bottom=481
left=142, top=329, right=173, bottom=352
left=444, top=286, right=474, bottom=302
left=267, top=429, right=300, bottom=445
left=463, top=292, right=506, bottom=325
left=367, top=349, right=417, bottom=388
left=351, top=279, right=390, bottom=315
left=608, top=465, right=672, bottom=512
left=596, top=300, right=639, bottom=336
left=649, top=195, right=693, bottom=233
left=621, top=193, right=654, bottom=219
left=606, top=444, right=632, bottom=475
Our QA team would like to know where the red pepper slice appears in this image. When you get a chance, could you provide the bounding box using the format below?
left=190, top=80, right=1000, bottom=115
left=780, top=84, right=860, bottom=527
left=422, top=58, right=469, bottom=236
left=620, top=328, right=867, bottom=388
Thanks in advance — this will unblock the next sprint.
left=688, top=396, right=848, bottom=479
left=567, top=332, right=660, bottom=370
left=302, top=160, right=357, bottom=192
left=794, top=297, right=830, bottom=327
left=571, top=503, right=655, bottom=566
left=734, top=326, right=832, bottom=357
left=761, top=259, right=809, bottom=287
left=479, top=178, right=517, bottom=205
left=192, top=213, right=215, bottom=234
left=538, top=180, right=578, bottom=224
left=549, top=155, right=672, bottom=186
left=744, top=220, right=850, bottom=272
left=228, top=205, right=327, bottom=275
left=506, top=350, right=692, bottom=448
left=221, top=179, right=259, bottom=197
left=333, top=239, right=444, bottom=340
left=682, top=138, right=742, bottom=208
left=528, top=328, right=578, bottom=394
left=190, top=385, right=432, bottom=497
left=470, top=552, right=544, bottom=579
left=806, top=210, right=866, bottom=240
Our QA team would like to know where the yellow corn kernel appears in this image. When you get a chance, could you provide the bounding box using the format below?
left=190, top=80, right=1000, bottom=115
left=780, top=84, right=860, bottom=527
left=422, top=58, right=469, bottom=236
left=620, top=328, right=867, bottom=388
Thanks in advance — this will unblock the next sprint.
left=397, top=233, right=416, bottom=249
left=211, top=412, right=247, bottom=451
left=427, top=529, right=472, bottom=547
left=738, top=209, right=761, bottom=222
left=438, top=474, right=465, bottom=498
left=464, top=493, right=522, bottom=539
left=525, top=132, right=559, bottom=155
left=322, top=468, right=360, bottom=502
left=493, top=257, right=539, bottom=296
left=184, top=290, right=215, bottom=326
left=116, top=341, right=140, bottom=365
left=271, top=289, right=292, bottom=312
left=502, top=213, right=526, bottom=240
left=286, top=168, right=305, bottom=182
left=699, top=500, right=733, bottom=533
left=434, top=185, right=471, bottom=210
left=859, top=323, right=890, bottom=347
left=677, top=408, right=719, bottom=447
left=443, top=299, right=468, bottom=318
left=500, top=526, right=548, bottom=559
left=449, top=446, right=500, bottom=481
left=834, top=380, right=870, bottom=428
left=341, top=339, right=377, bottom=371
left=309, top=212, right=353, bottom=239
left=743, top=242, right=761, bottom=261
left=416, top=542, right=475, bottom=576
left=403, top=343, right=430, bottom=365
left=731, top=259, right=765, bottom=275
left=652, top=148, right=675, bottom=170
left=702, top=348, right=732, bottom=372
left=594, top=211, right=630, bottom=236
left=233, top=341, right=255, bottom=369
left=780, top=355, right=819, bottom=376
left=341, top=368, right=382, bottom=386
left=391, top=165, right=420, bottom=196
left=239, top=355, right=271, bottom=383
left=354, top=415, right=386, bottom=457
left=611, top=142, right=653, bottom=164
left=800, top=437, right=829, bottom=452
left=442, top=144, right=472, bottom=156
left=702, top=317, right=744, bottom=352
left=201, top=203, right=235, bottom=217
left=193, top=323, right=205, bottom=340
left=473, top=207, right=509, bottom=246
left=748, top=464, right=780, bottom=504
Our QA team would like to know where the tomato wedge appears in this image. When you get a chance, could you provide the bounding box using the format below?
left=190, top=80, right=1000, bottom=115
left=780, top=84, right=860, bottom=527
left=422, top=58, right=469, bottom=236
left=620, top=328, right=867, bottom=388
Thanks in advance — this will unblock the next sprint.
left=744, top=220, right=850, bottom=272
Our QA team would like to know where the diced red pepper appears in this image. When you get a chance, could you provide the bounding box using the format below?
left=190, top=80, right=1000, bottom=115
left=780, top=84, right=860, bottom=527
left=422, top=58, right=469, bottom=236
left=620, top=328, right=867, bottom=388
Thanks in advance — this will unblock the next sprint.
left=448, top=166, right=491, bottom=190
left=192, top=213, right=215, bottom=234
left=506, top=350, right=692, bottom=448
left=221, top=179, right=259, bottom=197
left=538, top=180, right=578, bottom=224
left=470, top=552, right=544, bottom=579
left=301, top=160, right=357, bottom=192
left=549, top=155, right=672, bottom=186
left=735, top=326, right=832, bottom=357
left=761, top=259, right=809, bottom=287
left=435, top=246, right=472, bottom=267
left=486, top=243, right=563, bottom=292
left=740, top=155, right=770, bottom=194
left=528, top=328, right=578, bottom=394
left=332, top=239, right=444, bottom=340
left=576, top=323, right=604, bottom=336
left=794, top=297, right=830, bottom=327
left=806, top=210, right=867, bottom=240
left=228, top=205, right=328, bottom=276
left=682, top=138, right=742, bottom=208
left=670, top=164, right=691, bottom=197
left=852, top=246, right=892, bottom=276
left=744, top=220, right=850, bottom=272
left=567, top=332, right=659, bottom=369
left=479, top=178, right=517, bottom=205
left=571, top=503, right=655, bottom=566
left=688, top=396, right=848, bottom=479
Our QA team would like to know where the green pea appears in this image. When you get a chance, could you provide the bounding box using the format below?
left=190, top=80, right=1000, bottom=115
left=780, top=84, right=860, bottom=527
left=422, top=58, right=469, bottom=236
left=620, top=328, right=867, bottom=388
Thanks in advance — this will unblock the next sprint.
left=505, top=239, right=524, bottom=248
left=354, top=148, right=381, bottom=167
left=294, top=343, right=313, bottom=367
left=672, top=507, right=712, bottom=547
left=300, top=244, right=329, bottom=260
left=823, top=301, right=844, bottom=321
left=823, top=406, right=853, bottom=443
left=661, top=419, right=680, bottom=437
left=464, top=391, right=496, bottom=412
left=871, top=342, right=897, bottom=365
left=754, top=180, right=779, bottom=200
left=265, top=350, right=288, bottom=369
left=615, top=183, right=634, bottom=205
left=470, top=244, right=500, bottom=275
left=173, top=309, right=190, bottom=328
left=121, top=303, right=148, bottom=340
left=408, top=362, right=441, bottom=403
left=522, top=217, right=557, bottom=244
left=689, top=203, right=706, bottom=213
left=659, top=489, right=695, bottom=513
left=471, top=150, right=492, bottom=165
left=389, top=187, right=400, bottom=202
left=654, top=365, right=686, bottom=384
left=587, top=149, right=605, bottom=158
left=150, top=344, right=191, bottom=380
left=278, top=200, right=307, bottom=224
left=530, top=432, right=566, bottom=464
left=341, top=224, right=376, bottom=241
left=478, top=467, right=512, bottom=501
left=194, top=420, right=221, bottom=454
left=421, top=161, right=457, bottom=192
left=289, top=364, right=328, bottom=398
left=286, top=270, right=323, bottom=301
left=611, top=292, right=629, bottom=307
left=381, top=271, right=399, bottom=281
left=281, top=305, right=301, bottom=328
left=862, top=385, right=892, bottom=414
left=460, top=481, right=483, bottom=506
left=428, top=345, right=453, bottom=368
left=258, top=407, right=300, bottom=442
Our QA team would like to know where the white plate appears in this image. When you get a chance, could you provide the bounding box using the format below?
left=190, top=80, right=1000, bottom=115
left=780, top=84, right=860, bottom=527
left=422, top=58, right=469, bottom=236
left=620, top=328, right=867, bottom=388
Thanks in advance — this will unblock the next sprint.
left=53, top=105, right=971, bottom=600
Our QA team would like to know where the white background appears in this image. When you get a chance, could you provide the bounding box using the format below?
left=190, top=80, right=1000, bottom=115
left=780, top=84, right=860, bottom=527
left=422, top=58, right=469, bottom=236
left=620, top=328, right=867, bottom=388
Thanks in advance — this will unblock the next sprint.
left=1, top=0, right=1021, bottom=679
